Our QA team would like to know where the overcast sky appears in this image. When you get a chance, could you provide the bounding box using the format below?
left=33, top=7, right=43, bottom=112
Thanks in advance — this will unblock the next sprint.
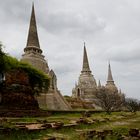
left=0, top=0, right=140, bottom=99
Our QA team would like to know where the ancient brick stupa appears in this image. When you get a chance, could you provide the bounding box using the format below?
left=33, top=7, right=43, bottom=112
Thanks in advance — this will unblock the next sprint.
left=21, top=4, right=71, bottom=110
left=0, top=69, right=39, bottom=109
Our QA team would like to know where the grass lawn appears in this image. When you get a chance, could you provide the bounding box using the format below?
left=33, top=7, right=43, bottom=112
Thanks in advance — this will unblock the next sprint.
left=0, top=111, right=140, bottom=140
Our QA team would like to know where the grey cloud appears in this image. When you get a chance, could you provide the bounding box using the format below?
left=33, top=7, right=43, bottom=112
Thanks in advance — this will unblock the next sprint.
left=39, top=11, right=106, bottom=38
left=0, top=0, right=30, bottom=24
left=49, top=53, right=81, bottom=76
left=104, top=44, right=140, bottom=62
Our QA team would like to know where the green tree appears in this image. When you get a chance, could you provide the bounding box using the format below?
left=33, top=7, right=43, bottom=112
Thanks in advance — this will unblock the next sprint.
left=125, top=98, right=140, bottom=113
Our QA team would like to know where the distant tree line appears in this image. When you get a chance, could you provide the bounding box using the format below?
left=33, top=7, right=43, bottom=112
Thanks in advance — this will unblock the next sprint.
left=125, top=98, right=140, bottom=113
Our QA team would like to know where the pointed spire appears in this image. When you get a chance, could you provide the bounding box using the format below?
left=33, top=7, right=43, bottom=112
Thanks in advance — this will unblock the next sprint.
left=81, top=42, right=91, bottom=73
left=98, top=80, right=101, bottom=88
left=119, top=89, right=122, bottom=94
left=75, top=82, right=77, bottom=87
left=107, top=62, right=114, bottom=85
left=26, top=3, right=40, bottom=48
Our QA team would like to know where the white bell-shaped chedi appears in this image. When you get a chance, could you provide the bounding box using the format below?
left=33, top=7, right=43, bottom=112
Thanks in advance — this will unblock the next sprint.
left=105, top=62, right=118, bottom=93
left=72, top=43, right=97, bottom=102
left=21, top=4, right=71, bottom=110
left=21, top=4, right=49, bottom=74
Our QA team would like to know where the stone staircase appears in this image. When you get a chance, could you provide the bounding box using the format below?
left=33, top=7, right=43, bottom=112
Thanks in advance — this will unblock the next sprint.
left=36, top=91, right=71, bottom=110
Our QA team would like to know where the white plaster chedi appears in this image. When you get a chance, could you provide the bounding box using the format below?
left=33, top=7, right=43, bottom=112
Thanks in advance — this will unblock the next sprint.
left=105, top=62, right=118, bottom=93
left=21, top=4, right=71, bottom=110
left=72, top=44, right=98, bottom=102
left=72, top=44, right=124, bottom=109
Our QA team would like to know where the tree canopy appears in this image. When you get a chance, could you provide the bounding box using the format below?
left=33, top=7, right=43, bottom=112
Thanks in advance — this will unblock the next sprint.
left=95, top=87, right=125, bottom=114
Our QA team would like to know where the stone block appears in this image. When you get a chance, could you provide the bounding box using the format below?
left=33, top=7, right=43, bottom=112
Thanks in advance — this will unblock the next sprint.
left=129, top=129, right=139, bottom=137
left=51, top=122, right=64, bottom=129
left=5, top=69, right=29, bottom=86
